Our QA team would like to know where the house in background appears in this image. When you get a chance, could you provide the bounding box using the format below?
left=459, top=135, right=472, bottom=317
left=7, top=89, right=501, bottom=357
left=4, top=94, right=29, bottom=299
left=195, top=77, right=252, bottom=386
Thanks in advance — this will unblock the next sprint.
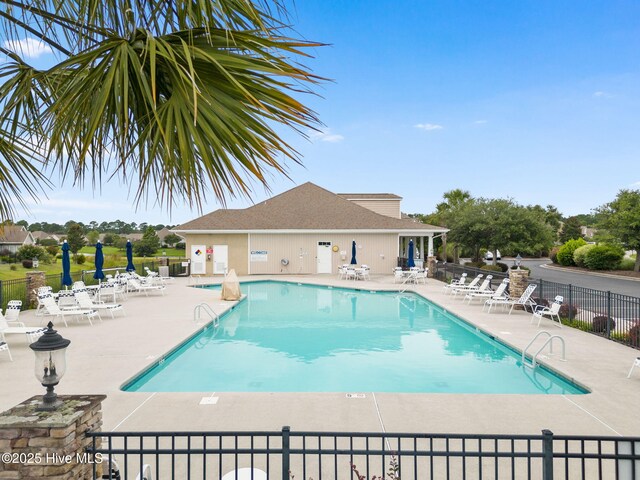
left=174, top=182, right=448, bottom=275
left=31, top=231, right=61, bottom=243
left=0, top=225, right=36, bottom=253
left=156, top=227, right=184, bottom=246
left=580, top=226, right=597, bottom=239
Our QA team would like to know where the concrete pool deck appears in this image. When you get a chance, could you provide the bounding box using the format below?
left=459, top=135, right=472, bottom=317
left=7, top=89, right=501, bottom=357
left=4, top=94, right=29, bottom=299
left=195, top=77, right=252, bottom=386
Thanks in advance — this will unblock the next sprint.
left=1, top=275, right=638, bottom=437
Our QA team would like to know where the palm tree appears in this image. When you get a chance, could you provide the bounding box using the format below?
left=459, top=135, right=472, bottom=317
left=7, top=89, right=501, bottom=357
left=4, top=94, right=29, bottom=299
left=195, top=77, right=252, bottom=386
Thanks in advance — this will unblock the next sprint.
left=0, top=0, right=323, bottom=220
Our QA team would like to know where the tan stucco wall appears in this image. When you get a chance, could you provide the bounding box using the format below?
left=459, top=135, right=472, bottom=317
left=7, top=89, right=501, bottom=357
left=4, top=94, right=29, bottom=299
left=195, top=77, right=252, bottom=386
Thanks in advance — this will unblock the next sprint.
left=248, top=233, right=398, bottom=274
left=184, top=234, right=248, bottom=275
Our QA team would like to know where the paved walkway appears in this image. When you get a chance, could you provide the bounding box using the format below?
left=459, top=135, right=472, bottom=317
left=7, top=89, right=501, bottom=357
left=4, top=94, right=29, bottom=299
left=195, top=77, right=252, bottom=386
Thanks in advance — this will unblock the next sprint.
left=1, top=275, right=639, bottom=437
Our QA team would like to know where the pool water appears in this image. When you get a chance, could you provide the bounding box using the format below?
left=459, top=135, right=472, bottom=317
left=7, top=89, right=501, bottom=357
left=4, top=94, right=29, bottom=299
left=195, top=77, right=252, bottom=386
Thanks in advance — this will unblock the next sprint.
left=123, top=281, right=586, bottom=394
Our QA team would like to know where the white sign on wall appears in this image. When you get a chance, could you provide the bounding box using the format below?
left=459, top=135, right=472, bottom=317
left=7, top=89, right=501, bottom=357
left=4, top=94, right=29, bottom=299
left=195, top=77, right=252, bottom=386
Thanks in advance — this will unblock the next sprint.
left=250, top=250, right=268, bottom=262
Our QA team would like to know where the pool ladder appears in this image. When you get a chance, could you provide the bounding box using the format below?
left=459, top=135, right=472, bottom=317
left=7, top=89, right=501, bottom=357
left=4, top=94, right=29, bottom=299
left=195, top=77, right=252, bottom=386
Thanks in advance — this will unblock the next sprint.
left=522, top=331, right=566, bottom=368
left=194, top=303, right=220, bottom=326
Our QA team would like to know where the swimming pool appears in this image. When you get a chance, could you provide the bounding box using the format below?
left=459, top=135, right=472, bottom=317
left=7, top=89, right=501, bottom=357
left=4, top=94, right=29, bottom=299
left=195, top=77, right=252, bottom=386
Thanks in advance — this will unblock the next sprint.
left=123, top=281, right=586, bottom=394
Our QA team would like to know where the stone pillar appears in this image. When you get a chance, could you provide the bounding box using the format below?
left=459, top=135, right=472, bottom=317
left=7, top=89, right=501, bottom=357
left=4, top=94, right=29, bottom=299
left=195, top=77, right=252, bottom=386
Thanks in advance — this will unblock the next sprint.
left=25, top=271, right=47, bottom=309
left=427, top=256, right=438, bottom=278
left=0, top=395, right=106, bottom=479
left=508, top=268, right=530, bottom=309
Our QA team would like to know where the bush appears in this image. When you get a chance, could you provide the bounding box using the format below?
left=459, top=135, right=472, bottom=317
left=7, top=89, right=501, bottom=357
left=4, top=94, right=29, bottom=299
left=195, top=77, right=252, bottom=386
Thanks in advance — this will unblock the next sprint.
left=573, top=244, right=596, bottom=267
left=0, top=248, right=11, bottom=256
left=583, top=244, right=624, bottom=270
left=9, top=264, right=17, bottom=271
left=175, top=242, right=185, bottom=250
left=619, top=258, right=635, bottom=270
left=22, top=259, right=33, bottom=268
left=16, top=244, right=46, bottom=261
left=509, top=265, right=531, bottom=273
left=629, top=324, right=640, bottom=347
left=481, top=265, right=503, bottom=272
left=495, top=262, right=509, bottom=272
left=556, top=238, right=587, bottom=266
left=549, top=246, right=560, bottom=264
left=591, top=315, right=616, bottom=333
left=559, top=303, right=579, bottom=319
left=46, top=245, right=59, bottom=257
left=0, top=255, right=13, bottom=263
left=465, top=260, right=486, bottom=268
left=76, top=253, right=86, bottom=265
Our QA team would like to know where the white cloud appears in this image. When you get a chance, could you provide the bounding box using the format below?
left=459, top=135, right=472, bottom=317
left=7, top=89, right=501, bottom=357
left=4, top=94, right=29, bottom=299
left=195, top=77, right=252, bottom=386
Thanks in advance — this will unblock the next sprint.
left=309, top=129, right=345, bottom=143
left=593, top=91, right=613, bottom=99
left=473, top=120, right=488, bottom=125
left=2, top=38, right=53, bottom=59
left=414, top=123, right=443, bottom=131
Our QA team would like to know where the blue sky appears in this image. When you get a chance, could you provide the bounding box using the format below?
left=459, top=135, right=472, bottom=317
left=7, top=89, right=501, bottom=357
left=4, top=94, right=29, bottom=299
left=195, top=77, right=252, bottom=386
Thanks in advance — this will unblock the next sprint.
left=6, top=0, right=640, bottom=225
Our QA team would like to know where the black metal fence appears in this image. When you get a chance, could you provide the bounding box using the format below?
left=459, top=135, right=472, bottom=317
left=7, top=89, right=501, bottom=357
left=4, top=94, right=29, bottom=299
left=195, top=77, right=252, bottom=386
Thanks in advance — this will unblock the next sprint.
left=434, top=263, right=640, bottom=349
left=86, top=427, right=640, bottom=479
left=0, top=259, right=188, bottom=311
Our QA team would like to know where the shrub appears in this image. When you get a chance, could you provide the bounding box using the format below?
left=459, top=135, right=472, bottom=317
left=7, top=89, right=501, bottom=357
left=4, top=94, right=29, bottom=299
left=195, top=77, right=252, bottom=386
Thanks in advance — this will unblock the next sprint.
left=16, top=244, right=46, bottom=261
left=572, top=244, right=596, bottom=267
left=556, top=238, right=587, bottom=266
left=591, top=315, right=616, bottom=333
left=495, top=262, right=509, bottom=272
left=509, top=265, right=531, bottom=273
left=629, top=324, right=640, bottom=348
left=46, top=245, right=59, bottom=257
left=9, top=264, right=17, bottom=271
left=549, top=246, right=560, bottom=264
left=21, top=259, right=33, bottom=268
left=175, top=242, right=185, bottom=250
left=583, top=244, right=624, bottom=270
left=481, top=264, right=503, bottom=272
left=76, top=253, right=86, bottom=265
left=619, top=258, right=636, bottom=270
left=559, top=303, right=579, bottom=319
left=0, top=255, right=13, bottom=263
left=0, top=248, right=11, bottom=256
left=465, top=260, right=486, bottom=268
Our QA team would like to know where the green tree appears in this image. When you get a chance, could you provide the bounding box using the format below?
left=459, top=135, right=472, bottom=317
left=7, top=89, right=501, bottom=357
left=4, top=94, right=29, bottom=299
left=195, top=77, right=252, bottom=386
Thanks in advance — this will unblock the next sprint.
left=597, top=189, right=640, bottom=272
left=425, top=189, right=474, bottom=262
left=113, top=236, right=128, bottom=250
left=134, top=227, right=161, bottom=257
left=163, top=233, right=182, bottom=248
left=559, top=216, right=583, bottom=243
left=0, top=1, right=322, bottom=221
left=86, top=230, right=100, bottom=245
left=66, top=223, right=86, bottom=261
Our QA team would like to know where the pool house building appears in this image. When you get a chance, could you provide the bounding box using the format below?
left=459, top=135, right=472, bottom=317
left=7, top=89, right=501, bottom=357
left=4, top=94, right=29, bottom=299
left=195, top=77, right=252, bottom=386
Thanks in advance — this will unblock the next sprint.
left=173, top=182, right=447, bottom=275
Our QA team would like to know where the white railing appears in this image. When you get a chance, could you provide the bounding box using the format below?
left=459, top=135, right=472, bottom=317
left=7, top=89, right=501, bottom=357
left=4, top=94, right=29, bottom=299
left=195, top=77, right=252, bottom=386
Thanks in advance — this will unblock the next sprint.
left=193, top=303, right=219, bottom=326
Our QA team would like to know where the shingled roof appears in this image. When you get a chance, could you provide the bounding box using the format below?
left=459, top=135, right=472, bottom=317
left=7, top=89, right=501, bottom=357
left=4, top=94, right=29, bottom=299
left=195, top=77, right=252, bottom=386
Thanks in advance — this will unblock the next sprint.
left=0, top=225, right=33, bottom=244
left=175, top=183, right=446, bottom=232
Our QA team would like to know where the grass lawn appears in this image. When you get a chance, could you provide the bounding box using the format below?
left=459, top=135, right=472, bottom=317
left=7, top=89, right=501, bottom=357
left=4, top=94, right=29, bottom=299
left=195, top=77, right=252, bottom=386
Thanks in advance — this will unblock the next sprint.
left=0, top=261, right=88, bottom=280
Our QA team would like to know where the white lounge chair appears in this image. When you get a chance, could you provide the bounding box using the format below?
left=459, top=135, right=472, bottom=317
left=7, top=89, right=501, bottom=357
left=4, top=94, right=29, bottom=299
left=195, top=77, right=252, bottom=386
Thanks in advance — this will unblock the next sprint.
left=128, top=279, right=166, bottom=296
left=465, top=278, right=509, bottom=304
left=485, top=284, right=537, bottom=314
left=532, top=295, right=563, bottom=328
left=452, top=275, right=490, bottom=298
left=0, top=313, right=46, bottom=347
left=449, top=274, right=483, bottom=296
left=39, top=294, right=98, bottom=327
left=74, top=291, right=124, bottom=319
left=4, top=300, right=22, bottom=325
left=57, top=290, right=78, bottom=308
left=443, top=273, right=468, bottom=293
left=628, top=357, right=640, bottom=378
left=34, top=286, right=53, bottom=316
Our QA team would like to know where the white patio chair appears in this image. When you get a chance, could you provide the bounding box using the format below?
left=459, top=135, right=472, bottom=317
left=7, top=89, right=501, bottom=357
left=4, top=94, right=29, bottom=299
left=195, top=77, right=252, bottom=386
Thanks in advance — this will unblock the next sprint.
left=532, top=295, right=563, bottom=328
left=39, top=294, right=98, bottom=327
left=34, top=286, right=53, bottom=316
left=1, top=313, right=46, bottom=346
left=443, top=273, right=467, bottom=293
left=128, top=279, right=166, bottom=296
left=449, top=274, right=483, bottom=296
left=74, top=291, right=125, bottom=319
left=628, top=357, right=640, bottom=378
left=465, top=278, right=509, bottom=304
left=4, top=300, right=22, bottom=325
left=452, top=275, right=490, bottom=298
left=57, top=290, right=78, bottom=308
left=0, top=340, right=11, bottom=361
left=344, top=267, right=357, bottom=281
left=359, top=265, right=371, bottom=280
left=485, top=284, right=538, bottom=314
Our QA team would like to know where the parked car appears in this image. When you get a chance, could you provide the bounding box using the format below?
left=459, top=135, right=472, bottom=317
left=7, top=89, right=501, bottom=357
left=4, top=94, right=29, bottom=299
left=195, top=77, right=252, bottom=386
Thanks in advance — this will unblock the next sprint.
left=484, top=250, right=501, bottom=261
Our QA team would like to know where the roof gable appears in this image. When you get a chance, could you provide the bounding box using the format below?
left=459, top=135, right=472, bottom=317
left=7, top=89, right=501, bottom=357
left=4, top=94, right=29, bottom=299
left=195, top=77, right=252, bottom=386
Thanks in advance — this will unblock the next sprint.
left=176, top=182, right=446, bottom=232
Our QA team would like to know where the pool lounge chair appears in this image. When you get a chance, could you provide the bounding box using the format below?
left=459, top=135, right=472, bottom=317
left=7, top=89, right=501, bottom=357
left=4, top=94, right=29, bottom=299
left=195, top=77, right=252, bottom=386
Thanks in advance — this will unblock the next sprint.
left=628, top=357, right=640, bottom=378
left=443, top=273, right=468, bottom=293
left=74, top=291, right=125, bottom=319
left=39, top=294, right=98, bottom=327
left=128, top=278, right=166, bottom=296
left=531, top=295, right=563, bottom=328
left=449, top=274, right=483, bottom=296
left=4, top=300, right=22, bottom=325
left=484, top=284, right=537, bottom=314
left=465, top=278, right=509, bottom=304
left=452, top=275, right=491, bottom=298
left=0, top=313, right=45, bottom=346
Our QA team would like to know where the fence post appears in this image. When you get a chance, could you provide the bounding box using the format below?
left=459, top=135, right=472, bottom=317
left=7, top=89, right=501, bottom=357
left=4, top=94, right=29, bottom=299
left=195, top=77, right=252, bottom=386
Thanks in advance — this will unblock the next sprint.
left=606, top=291, right=612, bottom=339
left=0, top=279, right=3, bottom=309
left=282, top=426, right=291, bottom=480
left=568, top=285, right=574, bottom=321
left=539, top=279, right=544, bottom=299
left=542, top=429, right=554, bottom=480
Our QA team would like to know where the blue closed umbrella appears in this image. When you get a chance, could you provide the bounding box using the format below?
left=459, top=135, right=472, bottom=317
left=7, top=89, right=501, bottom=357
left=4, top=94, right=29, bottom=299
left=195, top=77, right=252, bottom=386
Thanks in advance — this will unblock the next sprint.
left=407, top=239, right=415, bottom=268
left=61, top=240, right=72, bottom=287
left=350, top=240, right=357, bottom=265
left=126, top=240, right=135, bottom=272
left=93, top=241, right=105, bottom=281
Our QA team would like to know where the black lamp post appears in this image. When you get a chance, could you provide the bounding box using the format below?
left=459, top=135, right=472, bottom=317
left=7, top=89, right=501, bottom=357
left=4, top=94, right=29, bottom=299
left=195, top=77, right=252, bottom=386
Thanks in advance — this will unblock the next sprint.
left=29, top=322, right=70, bottom=411
left=515, top=254, right=522, bottom=270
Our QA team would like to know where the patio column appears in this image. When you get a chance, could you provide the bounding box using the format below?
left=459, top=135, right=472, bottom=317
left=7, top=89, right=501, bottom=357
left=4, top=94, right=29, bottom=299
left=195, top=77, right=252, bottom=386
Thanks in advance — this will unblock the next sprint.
left=427, top=234, right=434, bottom=257
left=419, top=237, right=424, bottom=260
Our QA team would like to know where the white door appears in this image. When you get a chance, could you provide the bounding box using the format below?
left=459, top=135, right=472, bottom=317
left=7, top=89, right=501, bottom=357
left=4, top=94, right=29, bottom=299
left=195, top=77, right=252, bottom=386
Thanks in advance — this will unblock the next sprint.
left=316, top=242, right=332, bottom=274
left=191, top=245, right=206, bottom=274
left=213, top=245, right=228, bottom=274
